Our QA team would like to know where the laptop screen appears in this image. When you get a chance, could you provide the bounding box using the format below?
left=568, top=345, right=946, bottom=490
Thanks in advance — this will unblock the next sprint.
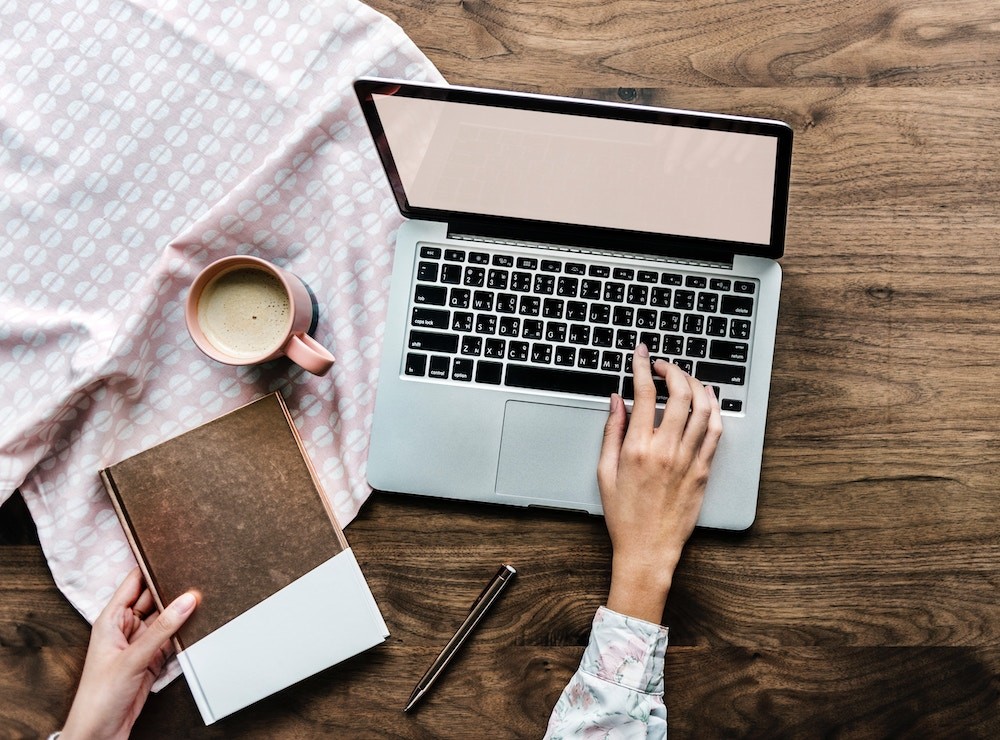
left=356, top=80, right=792, bottom=259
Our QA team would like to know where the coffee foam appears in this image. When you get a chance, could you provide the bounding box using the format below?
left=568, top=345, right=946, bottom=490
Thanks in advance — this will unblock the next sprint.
left=197, top=268, right=291, bottom=358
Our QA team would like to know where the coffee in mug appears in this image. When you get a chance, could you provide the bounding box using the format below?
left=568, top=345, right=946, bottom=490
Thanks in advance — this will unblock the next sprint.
left=185, top=256, right=335, bottom=376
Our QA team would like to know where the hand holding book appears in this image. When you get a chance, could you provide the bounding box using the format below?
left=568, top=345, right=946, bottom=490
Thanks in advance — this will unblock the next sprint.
left=61, top=569, right=198, bottom=739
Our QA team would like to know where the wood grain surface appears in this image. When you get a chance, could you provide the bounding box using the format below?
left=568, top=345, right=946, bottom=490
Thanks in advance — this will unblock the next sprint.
left=2, top=0, right=998, bottom=737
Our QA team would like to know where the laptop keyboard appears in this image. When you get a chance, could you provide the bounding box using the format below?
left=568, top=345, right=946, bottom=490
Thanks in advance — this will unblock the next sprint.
left=403, top=243, right=756, bottom=412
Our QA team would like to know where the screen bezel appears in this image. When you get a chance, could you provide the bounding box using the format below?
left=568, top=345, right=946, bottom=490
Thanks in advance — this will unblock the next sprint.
left=354, top=78, right=793, bottom=260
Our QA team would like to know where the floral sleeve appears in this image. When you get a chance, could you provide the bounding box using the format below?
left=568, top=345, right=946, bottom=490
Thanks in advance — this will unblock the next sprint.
left=544, top=606, right=669, bottom=739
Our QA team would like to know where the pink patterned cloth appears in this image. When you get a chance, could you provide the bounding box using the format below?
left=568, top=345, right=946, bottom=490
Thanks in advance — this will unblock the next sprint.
left=0, top=0, right=441, bottom=648
left=545, top=607, right=670, bottom=739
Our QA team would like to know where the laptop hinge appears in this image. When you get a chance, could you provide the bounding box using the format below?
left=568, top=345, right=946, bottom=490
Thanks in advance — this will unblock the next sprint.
left=447, top=229, right=735, bottom=271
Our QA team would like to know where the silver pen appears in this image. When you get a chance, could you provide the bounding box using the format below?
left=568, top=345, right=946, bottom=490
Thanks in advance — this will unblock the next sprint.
left=404, top=563, right=517, bottom=712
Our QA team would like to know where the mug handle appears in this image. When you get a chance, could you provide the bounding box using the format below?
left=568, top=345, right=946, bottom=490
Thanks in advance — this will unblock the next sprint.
left=285, top=333, right=335, bottom=376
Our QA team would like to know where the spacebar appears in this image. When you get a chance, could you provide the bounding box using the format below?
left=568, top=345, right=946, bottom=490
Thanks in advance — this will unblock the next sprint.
left=504, top=365, right=620, bottom=397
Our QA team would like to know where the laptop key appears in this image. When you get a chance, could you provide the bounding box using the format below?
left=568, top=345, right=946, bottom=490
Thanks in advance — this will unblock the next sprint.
left=484, top=338, right=505, bottom=359
left=627, top=285, right=648, bottom=305
left=449, top=288, right=471, bottom=309
left=411, top=307, right=450, bottom=329
left=734, top=280, right=756, bottom=294
left=673, top=290, right=695, bottom=310
left=461, top=336, right=482, bottom=356
left=659, top=310, right=680, bottom=332
left=566, top=301, right=588, bottom=321
left=581, top=280, right=602, bottom=299
left=557, top=277, right=579, bottom=297
left=409, top=330, right=459, bottom=354
left=469, top=251, right=490, bottom=265
left=419, top=246, right=442, bottom=259
left=475, top=315, right=497, bottom=335
left=615, top=330, right=636, bottom=351
left=686, top=337, right=708, bottom=358
left=578, top=348, right=600, bottom=369
left=730, top=319, right=751, bottom=339
left=511, top=272, right=532, bottom=291
left=519, top=296, right=541, bottom=316
left=531, top=343, right=553, bottom=364
left=622, top=377, right=668, bottom=403
left=554, top=346, right=576, bottom=367
left=639, top=332, right=660, bottom=353
left=498, top=317, right=520, bottom=336
left=404, top=353, right=427, bottom=376
left=710, top=340, right=749, bottom=362
left=542, top=298, right=564, bottom=319
left=452, top=312, right=474, bottom=333
left=429, top=355, right=449, bottom=378
left=566, top=262, right=586, bottom=275
left=721, top=295, right=754, bottom=316
left=417, top=262, right=438, bottom=282
left=505, top=365, right=619, bottom=397
left=487, top=269, right=509, bottom=290
left=522, top=319, right=543, bottom=340
left=593, top=327, right=614, bottom=347
left=473, top=290, right=494, bottom=311
left=414, top=285, right=447, bottom=306
left=604, top=282, right=625, bottom=303
left=651, top=287, right=672, bottom=307
left=508, top=341, right=529, bottom=361
left=695, top=361, right=746, bottom=386
left=601, top=351, right=623, bottom=372
left=686, top=275, right=707, bottom=288
left=496, top=293, right=517, bottom=313
left=534, top=274, right=555, bottom=294
left=444, top=249, right=465, bottom=262
left=612, top=306, right=634, bottom=326
left=636, top=309, right=657, bottom=329
left=476, top=360, right=503, bottom=384
left=452, top=358, right=473, bottom=381
left=545, top=322, right=567, bottom=343
left=707, top=316, right=728, bottom=337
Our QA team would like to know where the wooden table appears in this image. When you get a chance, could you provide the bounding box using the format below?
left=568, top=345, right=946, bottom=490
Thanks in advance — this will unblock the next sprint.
left=3, top=0, right=998, bottom=736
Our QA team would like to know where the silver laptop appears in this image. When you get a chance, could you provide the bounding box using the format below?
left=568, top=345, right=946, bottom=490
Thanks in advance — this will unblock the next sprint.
left=354, top=78, right=792, bottom=530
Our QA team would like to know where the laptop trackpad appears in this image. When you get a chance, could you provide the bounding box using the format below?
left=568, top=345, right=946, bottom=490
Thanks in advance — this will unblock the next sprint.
left=494, top=401, right=605, bottom=510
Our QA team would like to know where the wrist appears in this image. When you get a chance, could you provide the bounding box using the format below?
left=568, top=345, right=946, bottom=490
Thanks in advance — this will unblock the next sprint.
left=606, top=557, right=675, bottom=623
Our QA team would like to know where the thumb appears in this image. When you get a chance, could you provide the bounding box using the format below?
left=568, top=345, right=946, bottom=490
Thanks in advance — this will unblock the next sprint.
left=597, top=393, right=626, bottom=491
left=127, top=592, right=198, bottom=670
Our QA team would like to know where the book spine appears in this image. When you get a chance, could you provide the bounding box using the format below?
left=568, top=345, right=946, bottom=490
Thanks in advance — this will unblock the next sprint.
left=175, top=649, right=217, bottom=725
left=99, top=468, right=176, bottom=649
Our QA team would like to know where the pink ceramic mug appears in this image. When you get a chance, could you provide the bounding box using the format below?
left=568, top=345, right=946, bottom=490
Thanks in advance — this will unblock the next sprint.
left=185, top=255, right=335, bottom=376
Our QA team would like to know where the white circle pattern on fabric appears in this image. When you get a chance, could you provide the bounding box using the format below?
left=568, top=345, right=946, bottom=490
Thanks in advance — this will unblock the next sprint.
left=0, top=0, right=442, bottom=687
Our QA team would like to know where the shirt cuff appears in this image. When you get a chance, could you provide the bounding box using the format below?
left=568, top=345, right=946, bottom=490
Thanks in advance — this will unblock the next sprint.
left=579, top=606, right=669, bottom=695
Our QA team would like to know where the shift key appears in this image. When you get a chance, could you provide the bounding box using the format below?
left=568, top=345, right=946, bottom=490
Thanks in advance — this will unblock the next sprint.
left=695, top=361, right=746, bottom=386
left=408, top=330, right=459, bottom=354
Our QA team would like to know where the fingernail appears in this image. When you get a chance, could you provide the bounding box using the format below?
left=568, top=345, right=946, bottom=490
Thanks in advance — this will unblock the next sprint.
left=609, top=393, right=619, bottom=412
left=173, top=592, right=197, bottom=615
left=636, top=342, right=649, bottom=358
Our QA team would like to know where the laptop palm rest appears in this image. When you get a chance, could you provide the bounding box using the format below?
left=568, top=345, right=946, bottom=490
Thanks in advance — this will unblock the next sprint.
left=494, top=401, right=606, bottom=511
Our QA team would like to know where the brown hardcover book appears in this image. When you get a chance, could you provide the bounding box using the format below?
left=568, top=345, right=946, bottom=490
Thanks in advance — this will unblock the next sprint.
left=100, top=392, right=388, bottom=724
